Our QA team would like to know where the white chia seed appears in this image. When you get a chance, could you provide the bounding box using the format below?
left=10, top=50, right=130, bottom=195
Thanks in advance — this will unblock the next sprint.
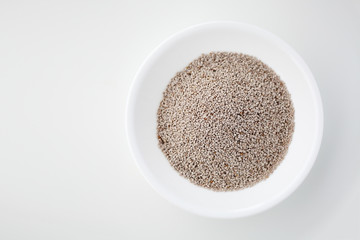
left=157, top=52, right=295, bottom=191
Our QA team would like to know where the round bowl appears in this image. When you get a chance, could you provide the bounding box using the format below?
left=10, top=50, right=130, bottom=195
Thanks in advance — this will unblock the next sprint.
left=126, top=21, right=323, bottom=218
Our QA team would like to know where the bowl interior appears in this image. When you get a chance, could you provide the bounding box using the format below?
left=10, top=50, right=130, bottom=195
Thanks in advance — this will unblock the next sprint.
left=127, top=22, right=322, bottom=218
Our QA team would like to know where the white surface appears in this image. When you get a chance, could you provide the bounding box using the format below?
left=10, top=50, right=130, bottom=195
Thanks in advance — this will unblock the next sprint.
left=127, top=22, right=323, bottom=218
left=0, top=0, right=359, bottom=239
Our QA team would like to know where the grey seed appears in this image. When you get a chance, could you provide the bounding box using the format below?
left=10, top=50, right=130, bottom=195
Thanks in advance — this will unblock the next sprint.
left=157, top=52, right=295, bottom=192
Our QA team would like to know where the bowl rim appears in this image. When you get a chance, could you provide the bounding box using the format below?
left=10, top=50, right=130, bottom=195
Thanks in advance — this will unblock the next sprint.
left=125, top=21, right=324, bottom=218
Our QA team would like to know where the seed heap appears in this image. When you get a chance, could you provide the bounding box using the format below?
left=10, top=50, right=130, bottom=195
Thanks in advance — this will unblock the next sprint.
left=157, top=52, right=295, bottom=191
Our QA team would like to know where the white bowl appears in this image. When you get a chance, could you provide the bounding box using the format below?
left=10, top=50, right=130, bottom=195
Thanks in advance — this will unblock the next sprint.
left=126, top=21, right=323, bottom=218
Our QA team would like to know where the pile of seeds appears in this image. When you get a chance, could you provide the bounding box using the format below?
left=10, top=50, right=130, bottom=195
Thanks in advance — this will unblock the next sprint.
left=157, top=52, right=295, bottom=191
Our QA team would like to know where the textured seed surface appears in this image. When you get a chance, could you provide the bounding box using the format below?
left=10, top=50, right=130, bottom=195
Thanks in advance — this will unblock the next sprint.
left=157, top=52, right=295, bottom=191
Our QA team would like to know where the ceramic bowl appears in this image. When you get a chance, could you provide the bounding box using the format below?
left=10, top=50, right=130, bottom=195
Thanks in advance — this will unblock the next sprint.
left=126, top=21, right=323, bottom=218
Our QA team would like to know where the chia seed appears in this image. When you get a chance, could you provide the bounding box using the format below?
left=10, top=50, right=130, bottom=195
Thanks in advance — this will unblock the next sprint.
left=157, top=52, right=295, bottom=191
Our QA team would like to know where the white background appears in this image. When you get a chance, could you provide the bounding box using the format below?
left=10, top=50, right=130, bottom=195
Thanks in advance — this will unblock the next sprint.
left=0, top=0, right=359, bottom=239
